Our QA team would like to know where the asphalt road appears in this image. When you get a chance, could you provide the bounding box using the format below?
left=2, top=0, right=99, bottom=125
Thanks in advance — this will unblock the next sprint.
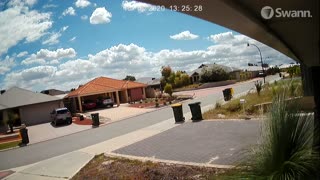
left=0, top=75, right=280, bottom=170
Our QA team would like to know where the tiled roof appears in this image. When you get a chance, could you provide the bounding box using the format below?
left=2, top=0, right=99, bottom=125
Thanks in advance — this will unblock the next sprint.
left=0, top=87, right=61, bottom=110
left=66, top=77, right=147, bottom=97
left=136, top=77, right=161, bottom=86
left=188, top=64, right=241, bottom=76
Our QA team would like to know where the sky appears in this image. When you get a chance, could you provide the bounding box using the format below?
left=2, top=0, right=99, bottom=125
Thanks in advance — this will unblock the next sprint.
left=0, top=0, right=295, bottom=92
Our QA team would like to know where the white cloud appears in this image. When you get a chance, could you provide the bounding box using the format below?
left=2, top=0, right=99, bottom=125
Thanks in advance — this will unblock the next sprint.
left=90, top=7, right=112, bottom=24
left=43, top=4, right=58, bottom=8
left=0, top=55, right=16, bottom=75
left=62, top=7, right=76, bottom=16
left=69, top=36, right=76, bottom=42
left=81, top=15, right=88, bottom=20
left=42, top=26, right=68, bottom=45
left=170, top=31, right=199, bottom=40
left=208, top=31, right=235, bottom=43
left=17, top=51, right=28, bottom=58
left=4, top=65, right=57, bottom=89
left=22, top=48, right=76, bottom=65
left=3, top=32, right=295, bottom=91
left=122, top=0, right=157, bottom=13
left=0, top=4, right=52, bottom=56
left=75, top=0, right=91, bottom=8
left=42, top=32, right=61, bottom=45
left=62, top=26, right=69, bottom=31
left=8, top=0, right=37, bottom=7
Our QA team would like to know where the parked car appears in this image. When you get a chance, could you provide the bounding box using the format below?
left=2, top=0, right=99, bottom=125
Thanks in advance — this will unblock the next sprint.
left=82, top=99, right=97, bottom=110
left=50, top=107, right=72, bottom=126
left=257, top=71, right=267, bottom=77
left=102, top=98, right=114, bottom=107
left=96, top=97, right=114, bottom=108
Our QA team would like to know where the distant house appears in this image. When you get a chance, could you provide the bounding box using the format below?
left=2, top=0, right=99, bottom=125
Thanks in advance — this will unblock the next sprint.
left=188, top=64, right=241, bottom=84
left=242, top=66, right=263, bottom=78
left=136, top=77, right=161, bottom=98
left=41, top=89, right=67, bottom=96
left=0, top=87, right=64, bottom=127
left=65, top=76, right=147, bottom=112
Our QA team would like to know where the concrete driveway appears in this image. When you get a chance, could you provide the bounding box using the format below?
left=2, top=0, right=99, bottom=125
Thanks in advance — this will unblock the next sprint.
left=114, top=119, right=261, bottom=165
left=83, top=104, right=154, bottom=123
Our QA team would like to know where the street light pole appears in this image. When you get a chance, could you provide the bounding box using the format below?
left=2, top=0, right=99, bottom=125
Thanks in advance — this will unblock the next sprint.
left=247, top=43, right=266, bottom=83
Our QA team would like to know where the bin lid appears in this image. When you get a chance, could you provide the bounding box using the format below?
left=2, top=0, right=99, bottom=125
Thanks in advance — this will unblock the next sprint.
left=188, top=102, right=201, bottom=105
left=171, top=103, right=182, bottom=107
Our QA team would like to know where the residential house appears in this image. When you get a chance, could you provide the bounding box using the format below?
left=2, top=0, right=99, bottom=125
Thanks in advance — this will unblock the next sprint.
left=65, top=76, right=147, bottom=112
left=189, top=64, right=241, bottom=84
left=136, top=77, right=161, bottom=98
left=242, top=66, right=263, bottom=79
left=41, top=89, right=68, bottom=96
left=0, top=87, right=64, bottom=127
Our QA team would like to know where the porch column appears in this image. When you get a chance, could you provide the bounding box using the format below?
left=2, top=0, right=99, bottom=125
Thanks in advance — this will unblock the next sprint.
left=77, top=96, right=83, bottom=112
left=142, top=87, right=146, bottom=99
left=116, top=91, right=120, bottom=107
left=125, top=90, right=129, bottom=103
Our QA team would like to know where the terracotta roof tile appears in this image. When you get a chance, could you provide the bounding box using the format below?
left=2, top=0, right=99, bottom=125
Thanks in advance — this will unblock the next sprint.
left=66, top=77, right=147, bottom=97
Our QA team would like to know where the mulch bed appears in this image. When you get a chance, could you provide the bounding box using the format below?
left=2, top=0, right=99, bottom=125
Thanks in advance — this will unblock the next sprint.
left=72, top=155, right=228, bottom=180
left=72, top=117, right=93, bottom=125
left=72, top=117, right=105, bottom=126
left=0, top=134, right=21, bottom=144
left=129, top=100, right=176, bottom=108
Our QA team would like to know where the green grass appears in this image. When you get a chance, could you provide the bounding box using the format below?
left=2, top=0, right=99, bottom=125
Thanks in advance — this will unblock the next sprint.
left=203, top=79, right=304, bottom=119
left=0, top=141, right=20, bottom=151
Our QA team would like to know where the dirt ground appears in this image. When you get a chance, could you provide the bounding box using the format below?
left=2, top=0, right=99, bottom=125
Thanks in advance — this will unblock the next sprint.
left=72, top=154, right=229, bottom=180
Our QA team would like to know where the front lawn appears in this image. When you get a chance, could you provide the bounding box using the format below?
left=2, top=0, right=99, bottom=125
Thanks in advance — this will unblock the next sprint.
left=203, top=78, right=304, bottom=119
left=0, top=141, right=20, bottom=151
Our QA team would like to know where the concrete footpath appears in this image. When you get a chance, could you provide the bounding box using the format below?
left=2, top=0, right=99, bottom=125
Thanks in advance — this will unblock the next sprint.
left=2, top=103, right=261, bottom=179
left=2, top=105, right=208, bottom=179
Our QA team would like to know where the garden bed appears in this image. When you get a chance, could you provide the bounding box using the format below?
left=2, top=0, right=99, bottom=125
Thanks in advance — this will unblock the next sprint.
left=72, top=154, right=229, bottom=180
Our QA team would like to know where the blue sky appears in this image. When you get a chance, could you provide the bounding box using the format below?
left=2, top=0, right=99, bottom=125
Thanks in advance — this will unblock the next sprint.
left=0, top=0, right=294, bottom=91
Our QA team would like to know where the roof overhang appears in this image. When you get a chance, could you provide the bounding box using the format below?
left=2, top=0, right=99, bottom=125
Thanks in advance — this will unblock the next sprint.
left=138, top=0, right=319, bottom=67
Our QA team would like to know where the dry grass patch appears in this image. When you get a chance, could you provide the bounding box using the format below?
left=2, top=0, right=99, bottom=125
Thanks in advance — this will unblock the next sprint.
left=203, top=79, right=303, bottom=119
left=72, top=154, right=230, bottom=180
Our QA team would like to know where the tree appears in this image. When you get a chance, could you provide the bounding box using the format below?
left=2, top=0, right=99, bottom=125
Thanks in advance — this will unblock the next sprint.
left=164, top=83, right=173, bottom=97
left=123, top=75, right=136, bottom=81
left=161, top=66, right=172, bottom=79
left=174, top=77, right=183, bottom=88
left=167, top=73, right=175, bottom=85
left=181, top=74, right=190, bottom=86
left=200, top=66, right=230, bottom=83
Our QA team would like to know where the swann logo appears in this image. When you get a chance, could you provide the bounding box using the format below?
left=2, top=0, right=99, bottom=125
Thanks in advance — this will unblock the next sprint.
left=261, top=6, right=274, bottom=19
left=261, top=6, right=312, bottom=19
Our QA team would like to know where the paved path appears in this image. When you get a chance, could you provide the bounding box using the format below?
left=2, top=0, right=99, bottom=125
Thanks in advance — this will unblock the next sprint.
left=0, top=75, right=280, bottom=174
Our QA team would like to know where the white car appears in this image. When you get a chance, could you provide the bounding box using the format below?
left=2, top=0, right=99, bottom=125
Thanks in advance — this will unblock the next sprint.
left=50, top=108, right=72, bottom=126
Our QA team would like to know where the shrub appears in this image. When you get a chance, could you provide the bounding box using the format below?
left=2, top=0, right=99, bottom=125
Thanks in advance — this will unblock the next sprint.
left=246, top=93, right=319, bottom=179
left=254, top=80, right=263, bottom=95
left=215, top=101, right=222, bottom=109
left=164, top=83, right=173, bottom=97
left=226, top=101, right=241, bottom=112
left=180, top=74, right=190, bottom=86
left=174, top=77, right=183, bottom=88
